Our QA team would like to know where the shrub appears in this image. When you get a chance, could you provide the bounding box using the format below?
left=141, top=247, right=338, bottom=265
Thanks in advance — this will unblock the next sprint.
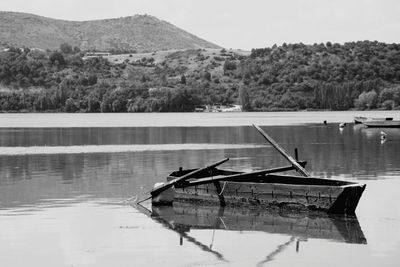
left=65, top=98, right=77, bottom=112
left=60, top=43, right=73, bottom=54
left=379, top=87, right=400, bottom=104
left=204, top=72, right=211, bottom=81
left=381, top=99, right=395, bottom=110
left=223, top=60, right=237, bottom=71
left=354, top=91, right=378, bottom=110
left=49, top=51, right=65, bottom=66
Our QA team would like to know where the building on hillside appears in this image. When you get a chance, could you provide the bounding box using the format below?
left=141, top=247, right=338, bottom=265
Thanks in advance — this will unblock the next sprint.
left=203, top=104, right=242, bottom=112
left=83, top=52, right=111, bottom=59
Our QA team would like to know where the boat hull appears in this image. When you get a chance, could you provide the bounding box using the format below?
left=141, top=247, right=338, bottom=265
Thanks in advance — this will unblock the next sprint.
left=363, top=120, right=400, bottom=128
left=354, top=116, right=367, bottom=124
left=173, top=181, right=364, bottom=215
left=153, top=172, right=366, bottom=215
left=354, top=116, right=393, bottom=124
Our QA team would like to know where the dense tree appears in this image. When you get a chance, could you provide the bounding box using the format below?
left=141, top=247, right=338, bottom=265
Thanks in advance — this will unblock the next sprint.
left=180, top=74, right=186, bottom=84
left=354, top=91, right=378, bottom=110
left=239, top=85, right=251, bottom=111
left=379, top=86, right=400, bottom=105
left=49, top=51, right=66, bottom=66
left=237, top=41, right=400, bottom=110
left=60, top=43, right=73, bottom=54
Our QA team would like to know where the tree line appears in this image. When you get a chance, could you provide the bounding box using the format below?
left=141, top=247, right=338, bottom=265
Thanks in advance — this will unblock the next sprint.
left=1, top=41, right=400, bottom=112
left=237, top=41, right=400, bottom=111
left=0, top=45, right=216, bottom=112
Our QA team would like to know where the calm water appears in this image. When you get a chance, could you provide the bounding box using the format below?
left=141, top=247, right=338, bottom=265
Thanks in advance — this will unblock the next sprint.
left=0, top=112, right=400, bottom=266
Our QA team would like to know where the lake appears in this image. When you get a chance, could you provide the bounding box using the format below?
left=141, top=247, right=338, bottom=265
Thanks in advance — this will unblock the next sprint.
left=0, top=112, right=399, bottom=267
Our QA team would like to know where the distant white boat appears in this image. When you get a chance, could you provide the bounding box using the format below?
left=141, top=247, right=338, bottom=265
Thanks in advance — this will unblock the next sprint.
left=204, top=104, right=242, bottom=112
left=354, top=116, right=393, bottom=124
left=219, top=105, right=242, bottom=112
left=364, top=120, right=400, bottom=128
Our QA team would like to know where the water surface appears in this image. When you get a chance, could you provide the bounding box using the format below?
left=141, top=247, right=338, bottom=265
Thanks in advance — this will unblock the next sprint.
left=0, top=113, right=400, bottom=266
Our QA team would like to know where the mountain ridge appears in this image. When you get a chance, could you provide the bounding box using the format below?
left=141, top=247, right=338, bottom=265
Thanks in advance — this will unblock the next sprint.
left=0, top=11, right=221, bottom=52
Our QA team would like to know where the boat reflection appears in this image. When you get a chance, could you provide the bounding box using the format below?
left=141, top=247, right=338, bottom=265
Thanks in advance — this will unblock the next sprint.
left=354, top=124, right=400, bottom=139
left=136, top=202, right=367, bottom=263
left=149, top=204, right=367, bottom=245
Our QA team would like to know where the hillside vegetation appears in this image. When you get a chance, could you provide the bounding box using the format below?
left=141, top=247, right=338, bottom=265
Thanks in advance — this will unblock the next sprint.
left=241, top=41, right=400, bottom=111
left=1, top=41, right=400, bottom=112
left=0, top=11, right=220, bottom=52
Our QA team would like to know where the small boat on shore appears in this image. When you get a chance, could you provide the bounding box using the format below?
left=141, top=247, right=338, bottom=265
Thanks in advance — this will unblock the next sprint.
left=354, top=116, right=393, bottom=124
left=142, top=125, right=366, bottom=215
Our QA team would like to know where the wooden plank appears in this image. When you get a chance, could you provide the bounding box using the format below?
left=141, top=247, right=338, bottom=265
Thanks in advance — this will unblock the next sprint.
left=183, top=163, right=306, bottom=187
left=253, top=124, right=310, bottom=177
left=177, top=181, right=341, bottom=211
left=150, top=158, right=229, bottom=197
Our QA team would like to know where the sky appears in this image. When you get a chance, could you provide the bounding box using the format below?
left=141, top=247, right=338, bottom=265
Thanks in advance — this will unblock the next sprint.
left=1, top=0, right=400, bottom=50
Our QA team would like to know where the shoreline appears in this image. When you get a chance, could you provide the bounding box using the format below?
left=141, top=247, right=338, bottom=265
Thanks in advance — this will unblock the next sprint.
left=0, top=110, right=398, bottom=128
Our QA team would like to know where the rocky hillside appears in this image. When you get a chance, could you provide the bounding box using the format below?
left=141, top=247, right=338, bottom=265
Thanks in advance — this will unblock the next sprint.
left=0, top=11, right=220, bottom=52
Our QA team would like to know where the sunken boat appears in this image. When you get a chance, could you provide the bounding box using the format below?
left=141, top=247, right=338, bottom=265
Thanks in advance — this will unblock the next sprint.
left=146, top=125, right=366, bottom=215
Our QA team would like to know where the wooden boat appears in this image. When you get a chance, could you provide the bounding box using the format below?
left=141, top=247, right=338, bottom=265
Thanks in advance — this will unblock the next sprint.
left=153, top=167, right=365, bottom=215
left=146, top=125, right=366, bottom=215
left=354, top=116, right=393, bottom=124
left=354, top=116, right=367, bottom=124
left=363, top=120, right=400, bottom=128
left=150, top=203, right=367, bottom=244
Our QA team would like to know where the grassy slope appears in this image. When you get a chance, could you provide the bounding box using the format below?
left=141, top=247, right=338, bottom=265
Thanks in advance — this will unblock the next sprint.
left=107, top=48, right=248, bottom=91
left=0, top=11, right=220, bottom=52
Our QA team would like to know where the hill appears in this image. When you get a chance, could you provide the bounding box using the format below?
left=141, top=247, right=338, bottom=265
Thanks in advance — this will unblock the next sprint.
left=0, top=11, right=220, bottom=52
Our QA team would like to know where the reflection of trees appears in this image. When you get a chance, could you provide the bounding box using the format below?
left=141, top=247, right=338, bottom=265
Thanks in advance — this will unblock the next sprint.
left=1, top=124, right=399, bottom=209
left=53, top=154, right=85, bottom=181
left=0, top=126, right=260, bottom=147
left=255, top=125, right=400, bottom=179
left=0, top=155, right=33, bottom=183
left=167, top=124, right=400, bottom=179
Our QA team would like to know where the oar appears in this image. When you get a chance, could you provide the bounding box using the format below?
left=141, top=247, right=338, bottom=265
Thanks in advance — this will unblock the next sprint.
left=137, top=158, right=229, bottom=204
left=184, top=162, right=307, bottom=187
left=253, top=124, right=310, bottom=177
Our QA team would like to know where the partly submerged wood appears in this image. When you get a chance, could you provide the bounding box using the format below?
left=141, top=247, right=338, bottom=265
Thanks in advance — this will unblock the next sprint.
left=253, top=124, right=310, bottom=177
left=150, top=125, right=366, bottom=215
left=150, top=158, right=229, bottom=199
left=153, top=170, right=366, bottom=215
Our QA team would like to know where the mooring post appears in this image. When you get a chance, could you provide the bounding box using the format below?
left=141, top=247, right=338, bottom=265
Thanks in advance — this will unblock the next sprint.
left=294, top=148, right=299, bottom=162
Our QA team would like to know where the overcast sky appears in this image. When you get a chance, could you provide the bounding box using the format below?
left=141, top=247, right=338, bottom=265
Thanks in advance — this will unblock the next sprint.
left=1, top=0, right=399, bottom=50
